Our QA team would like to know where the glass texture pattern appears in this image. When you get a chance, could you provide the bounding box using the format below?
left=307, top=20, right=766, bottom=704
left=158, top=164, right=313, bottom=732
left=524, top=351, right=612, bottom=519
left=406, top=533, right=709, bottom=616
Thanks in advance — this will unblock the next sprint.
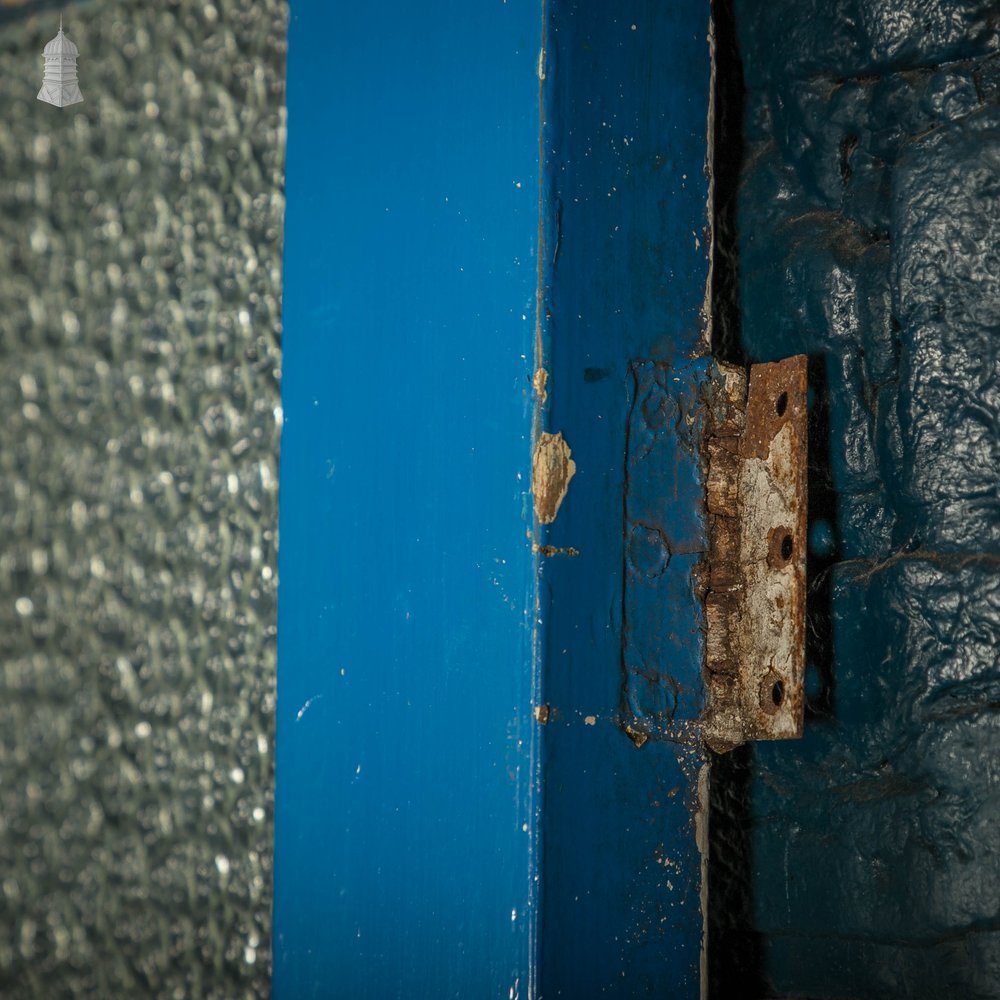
left=0, top=1, right=285, bottom=996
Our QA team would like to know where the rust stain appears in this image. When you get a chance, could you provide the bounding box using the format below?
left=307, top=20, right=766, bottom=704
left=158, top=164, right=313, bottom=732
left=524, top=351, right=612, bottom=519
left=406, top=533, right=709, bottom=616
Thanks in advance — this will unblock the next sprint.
left=532, top=543, right=579, bottom=557
left=703, top=357, right=808, bottom=751
left=531, top=431, right=576, bottom=525
left=533, top=704, right=551, bottom=725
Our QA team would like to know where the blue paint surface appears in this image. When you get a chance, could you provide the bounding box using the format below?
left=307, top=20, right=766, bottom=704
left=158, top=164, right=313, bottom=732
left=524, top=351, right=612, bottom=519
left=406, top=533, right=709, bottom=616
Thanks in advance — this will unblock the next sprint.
left=276, top=0, right=712, bottom=994
left=536, top=2, right=711, bottom=995
left=725, top=4, right=1000, bottom=996
left=274, top=3, right=541, bottom=996
left=623, top=359, right=712, bottom=737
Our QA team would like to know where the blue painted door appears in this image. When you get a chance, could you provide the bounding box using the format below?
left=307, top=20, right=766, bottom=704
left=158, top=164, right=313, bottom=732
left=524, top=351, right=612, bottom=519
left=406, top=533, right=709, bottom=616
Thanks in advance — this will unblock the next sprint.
left=274, top=2, right=712, bottom=996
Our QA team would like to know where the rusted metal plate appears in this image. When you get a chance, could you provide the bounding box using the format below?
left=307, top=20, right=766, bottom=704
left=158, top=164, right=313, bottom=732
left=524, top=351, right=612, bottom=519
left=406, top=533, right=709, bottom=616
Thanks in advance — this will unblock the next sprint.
left=703, top=357, right=808, bottom=751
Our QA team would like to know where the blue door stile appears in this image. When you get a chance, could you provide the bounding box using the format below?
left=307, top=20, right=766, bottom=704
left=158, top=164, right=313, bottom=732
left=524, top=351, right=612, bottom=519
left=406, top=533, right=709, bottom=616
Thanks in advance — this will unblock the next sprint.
left=274, top=3, right=713, bottom=996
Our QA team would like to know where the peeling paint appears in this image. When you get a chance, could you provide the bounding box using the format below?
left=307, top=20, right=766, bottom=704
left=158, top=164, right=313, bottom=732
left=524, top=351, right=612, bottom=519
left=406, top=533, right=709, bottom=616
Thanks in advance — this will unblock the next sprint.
left=531, top=431, right=576, bottom=525
left=532, top=366, right=548, bottom=404
left=623, top=724, right=648, bottom=749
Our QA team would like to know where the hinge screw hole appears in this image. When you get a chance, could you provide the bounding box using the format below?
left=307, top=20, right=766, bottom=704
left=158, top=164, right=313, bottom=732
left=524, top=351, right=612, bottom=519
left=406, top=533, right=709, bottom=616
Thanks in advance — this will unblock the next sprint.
left=759, top=673, right=785, bottom=714
left=775, top=391, right=788, bottom=417
left=768, top=526, right=796, bottom=567
left=781, top=534, right=793, bottom=560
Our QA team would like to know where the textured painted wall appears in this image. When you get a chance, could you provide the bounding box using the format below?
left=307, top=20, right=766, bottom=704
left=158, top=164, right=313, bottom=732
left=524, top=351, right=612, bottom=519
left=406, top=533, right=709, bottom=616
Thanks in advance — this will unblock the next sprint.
left=715, top=2, right=1000, bottom=996
left=0, top=2, right=285, bottom=996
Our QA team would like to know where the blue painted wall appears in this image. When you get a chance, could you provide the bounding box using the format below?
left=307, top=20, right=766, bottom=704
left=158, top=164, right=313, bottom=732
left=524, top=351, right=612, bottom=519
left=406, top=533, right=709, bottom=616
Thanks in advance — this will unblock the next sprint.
left=711, top=3, right=1000, bottom=997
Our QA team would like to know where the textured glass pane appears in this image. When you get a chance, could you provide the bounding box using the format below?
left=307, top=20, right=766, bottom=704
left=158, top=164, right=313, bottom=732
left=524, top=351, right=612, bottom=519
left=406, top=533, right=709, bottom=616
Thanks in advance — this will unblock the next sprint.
left=0, top=1, right=285, bottom=996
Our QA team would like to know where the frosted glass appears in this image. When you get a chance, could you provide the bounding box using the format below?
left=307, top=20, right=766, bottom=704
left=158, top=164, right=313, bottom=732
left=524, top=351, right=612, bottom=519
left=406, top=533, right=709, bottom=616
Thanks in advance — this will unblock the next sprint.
left=0, top=2, right=285, bottom=996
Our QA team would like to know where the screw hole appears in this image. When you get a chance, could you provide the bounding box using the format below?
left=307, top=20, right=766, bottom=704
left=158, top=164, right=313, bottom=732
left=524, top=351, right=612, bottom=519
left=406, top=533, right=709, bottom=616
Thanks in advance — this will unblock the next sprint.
left=768, top=526, right=796, bottom=568
left=775, top=392, right=788, bottom=417
left=759, top=673, right=786, bottom=714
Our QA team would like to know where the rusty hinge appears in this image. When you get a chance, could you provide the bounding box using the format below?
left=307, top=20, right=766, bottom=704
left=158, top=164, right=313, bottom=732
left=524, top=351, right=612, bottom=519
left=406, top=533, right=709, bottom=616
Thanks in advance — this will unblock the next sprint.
left=619, top=356, right=807, bottom=751
left=702, top=356, right=808, bottom=751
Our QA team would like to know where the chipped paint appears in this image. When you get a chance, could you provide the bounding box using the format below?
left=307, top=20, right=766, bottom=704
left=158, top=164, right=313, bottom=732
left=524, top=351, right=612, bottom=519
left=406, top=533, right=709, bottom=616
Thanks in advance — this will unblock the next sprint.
left=623, top=724, right=649, bottom=749
left=532, top=366, right=548, bottom=404
left=531, top=431, right=576, bottom=524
